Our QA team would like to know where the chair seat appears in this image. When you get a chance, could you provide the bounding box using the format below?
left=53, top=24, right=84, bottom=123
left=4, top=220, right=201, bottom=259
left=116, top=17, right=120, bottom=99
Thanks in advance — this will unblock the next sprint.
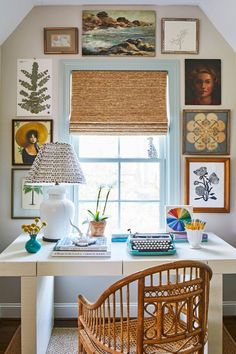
left=79, top=314, right=201, bottom=354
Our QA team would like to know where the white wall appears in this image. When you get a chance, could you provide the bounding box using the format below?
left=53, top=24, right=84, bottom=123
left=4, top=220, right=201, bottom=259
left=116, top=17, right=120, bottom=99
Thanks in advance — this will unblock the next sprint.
left=0, top=5, right=236, bottom=309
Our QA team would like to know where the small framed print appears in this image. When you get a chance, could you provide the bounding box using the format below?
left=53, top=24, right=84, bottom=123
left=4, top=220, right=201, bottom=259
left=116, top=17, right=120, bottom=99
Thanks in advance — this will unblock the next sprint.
left=12, top=119, right=53, bottom=166
left=183, top=110, right=230, bottom=155
left=166, top=205, right=193, bottom=232
left=161, top=18, right=199, bottom=54
left=185, top=157, right=230, bottom=213
left=11, top=169, right=46, bottom=219
left=44, top=27, right=78, bottom=54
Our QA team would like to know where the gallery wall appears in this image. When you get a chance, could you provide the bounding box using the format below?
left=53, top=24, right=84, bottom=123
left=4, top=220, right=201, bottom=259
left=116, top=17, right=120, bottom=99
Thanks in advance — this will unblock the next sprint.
left=0, top=5, right=236, bottom=312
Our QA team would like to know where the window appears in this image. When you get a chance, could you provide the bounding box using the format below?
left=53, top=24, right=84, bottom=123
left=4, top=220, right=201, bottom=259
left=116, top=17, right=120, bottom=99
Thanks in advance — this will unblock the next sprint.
left=60, top=59, right=180, bottom=233
left=72, top=135, right=166, bottom=234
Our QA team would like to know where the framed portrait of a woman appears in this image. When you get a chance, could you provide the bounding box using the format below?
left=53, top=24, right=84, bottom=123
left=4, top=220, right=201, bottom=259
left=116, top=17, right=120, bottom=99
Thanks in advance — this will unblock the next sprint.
left=12, top=119, right=53, bottom=165
left=185, top=59, right=221, bottom=105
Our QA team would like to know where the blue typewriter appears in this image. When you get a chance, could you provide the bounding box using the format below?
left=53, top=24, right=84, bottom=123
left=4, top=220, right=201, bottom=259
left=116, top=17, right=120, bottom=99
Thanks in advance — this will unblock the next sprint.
left=127, top=232, right=176, bottom=256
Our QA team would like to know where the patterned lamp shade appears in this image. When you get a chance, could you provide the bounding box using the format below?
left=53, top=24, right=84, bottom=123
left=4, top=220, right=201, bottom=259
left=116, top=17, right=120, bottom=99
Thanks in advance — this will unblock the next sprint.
left=25, top=142, right=85, bottom=185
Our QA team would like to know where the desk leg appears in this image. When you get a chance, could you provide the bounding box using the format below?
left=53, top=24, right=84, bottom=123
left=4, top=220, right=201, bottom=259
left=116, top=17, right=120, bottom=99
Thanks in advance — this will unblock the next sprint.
left=21, top=276, right=54, bottom=354
left=208, top=273, right=222, bottom=354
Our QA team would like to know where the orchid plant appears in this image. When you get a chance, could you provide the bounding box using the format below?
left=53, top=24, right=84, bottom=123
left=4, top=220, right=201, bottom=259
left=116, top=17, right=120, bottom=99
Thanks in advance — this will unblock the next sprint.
left=84, top=185, right=112, bottom=223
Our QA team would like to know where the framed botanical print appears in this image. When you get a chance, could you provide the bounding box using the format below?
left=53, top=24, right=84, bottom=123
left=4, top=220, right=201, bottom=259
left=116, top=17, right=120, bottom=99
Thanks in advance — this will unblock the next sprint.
left=185, top=157, right=230, bottom=213
left=11, top=169, right=46, bottom=219
left=17, top=59, right=52, bottom=116
left=161, top=18, right=199, bottom=54
left=44, top=27, right=78, bottom=54
left=183, top=110, right=230, bottom=155
left=185, top=59, right=221, bottom=105
left=12, top=119, right=53, bottom=166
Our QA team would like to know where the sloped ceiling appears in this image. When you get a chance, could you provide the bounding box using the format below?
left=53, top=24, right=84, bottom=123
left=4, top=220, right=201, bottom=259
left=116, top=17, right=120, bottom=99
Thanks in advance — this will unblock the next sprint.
left=0, top=0, right=235, bottom=52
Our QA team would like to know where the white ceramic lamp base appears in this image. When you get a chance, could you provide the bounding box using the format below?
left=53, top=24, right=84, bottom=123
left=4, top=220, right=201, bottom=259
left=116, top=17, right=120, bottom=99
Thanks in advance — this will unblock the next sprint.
left=40, top=185, right=74, bottom=242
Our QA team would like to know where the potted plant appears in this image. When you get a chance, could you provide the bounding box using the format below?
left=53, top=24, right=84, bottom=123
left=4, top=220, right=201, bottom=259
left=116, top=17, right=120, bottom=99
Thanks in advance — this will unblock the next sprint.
left=84, top=185, right=112, bottom=237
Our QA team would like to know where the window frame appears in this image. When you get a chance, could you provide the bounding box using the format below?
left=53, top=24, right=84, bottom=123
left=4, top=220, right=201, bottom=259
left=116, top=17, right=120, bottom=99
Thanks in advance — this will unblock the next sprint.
left=60, top=59, right=181, bottom=226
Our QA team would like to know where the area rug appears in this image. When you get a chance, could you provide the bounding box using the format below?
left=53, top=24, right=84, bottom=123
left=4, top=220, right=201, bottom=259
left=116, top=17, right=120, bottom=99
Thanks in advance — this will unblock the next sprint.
left=4, top=325, right=235, bottom=353
left=46, top=328, right=78, bottom=354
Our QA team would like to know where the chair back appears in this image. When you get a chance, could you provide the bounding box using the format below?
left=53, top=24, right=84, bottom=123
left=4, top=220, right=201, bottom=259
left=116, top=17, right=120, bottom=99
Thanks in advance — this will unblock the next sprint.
left=135, top=260, right=212, bottom=353
left=78, top=260, right=212, bottom=354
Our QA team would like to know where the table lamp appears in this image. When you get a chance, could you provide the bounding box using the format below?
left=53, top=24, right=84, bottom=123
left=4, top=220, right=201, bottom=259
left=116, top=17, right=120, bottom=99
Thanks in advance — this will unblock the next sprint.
left=25, top=142, right=85, bottom=242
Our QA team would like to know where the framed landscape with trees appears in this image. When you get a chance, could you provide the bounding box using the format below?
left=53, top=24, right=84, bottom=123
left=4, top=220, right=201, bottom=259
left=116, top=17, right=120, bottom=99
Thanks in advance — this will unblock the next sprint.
left=17, top=59, right=52, bottom=116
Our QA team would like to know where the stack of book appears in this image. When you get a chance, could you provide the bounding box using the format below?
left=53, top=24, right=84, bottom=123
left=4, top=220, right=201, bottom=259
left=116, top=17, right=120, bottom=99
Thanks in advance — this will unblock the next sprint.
left=51, top=236, right=111, bottom=257
left=172, top=232, right=208, bottom=243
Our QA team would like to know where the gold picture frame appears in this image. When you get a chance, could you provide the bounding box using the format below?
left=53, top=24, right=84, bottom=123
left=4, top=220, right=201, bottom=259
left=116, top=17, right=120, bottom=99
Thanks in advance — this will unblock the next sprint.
left=185, top=157, right=230, bottom=213
left=161, top=18, right=199, bottom=54
left=44, top=27, right=78, bottom=54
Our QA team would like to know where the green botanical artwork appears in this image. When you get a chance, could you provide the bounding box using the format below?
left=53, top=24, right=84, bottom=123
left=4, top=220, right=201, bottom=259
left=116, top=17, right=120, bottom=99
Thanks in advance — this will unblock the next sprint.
left=22, top=183, right=43, bottom=209
left=17, top=59, right=52, bottom=116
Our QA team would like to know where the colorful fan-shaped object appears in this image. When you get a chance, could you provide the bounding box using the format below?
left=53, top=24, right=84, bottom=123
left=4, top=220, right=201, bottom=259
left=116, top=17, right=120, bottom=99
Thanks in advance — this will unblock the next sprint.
left=166, top=207, right=192, bottom=232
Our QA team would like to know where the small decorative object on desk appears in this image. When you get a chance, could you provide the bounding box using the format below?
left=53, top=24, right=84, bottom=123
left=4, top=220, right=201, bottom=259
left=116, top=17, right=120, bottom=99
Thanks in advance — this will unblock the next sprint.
left=22, top=218, right=47, bottom=253
left=83, top=185, right=112, bottom=237
left=185, top=219, right=206, bottom=249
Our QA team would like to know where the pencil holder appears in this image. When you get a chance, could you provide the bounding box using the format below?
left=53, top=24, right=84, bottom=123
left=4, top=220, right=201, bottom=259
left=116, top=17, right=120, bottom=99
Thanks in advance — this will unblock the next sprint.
left=186, top=230, right=202, bottom=249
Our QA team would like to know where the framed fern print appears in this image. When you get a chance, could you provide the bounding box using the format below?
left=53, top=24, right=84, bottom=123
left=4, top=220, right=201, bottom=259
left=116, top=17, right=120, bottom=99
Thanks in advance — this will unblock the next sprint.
left=11, top=168, right=46, bottom=219
left=12, top=119, right=53, bottom=165
left=17, top=59, right=52, bottom=116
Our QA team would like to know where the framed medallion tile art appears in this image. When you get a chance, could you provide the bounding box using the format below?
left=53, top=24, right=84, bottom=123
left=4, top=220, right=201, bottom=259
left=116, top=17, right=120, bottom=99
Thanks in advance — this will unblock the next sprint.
left=182, top=110, right=230, bottom=155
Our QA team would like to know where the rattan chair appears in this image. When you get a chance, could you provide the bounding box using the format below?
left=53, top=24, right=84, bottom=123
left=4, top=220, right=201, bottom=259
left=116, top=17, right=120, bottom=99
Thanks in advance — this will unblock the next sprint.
left=78, top=260, right=212, bottom=354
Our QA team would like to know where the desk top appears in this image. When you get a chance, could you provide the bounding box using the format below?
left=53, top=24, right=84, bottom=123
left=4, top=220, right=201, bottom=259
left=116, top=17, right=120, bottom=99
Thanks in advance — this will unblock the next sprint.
left=0, top=233, right=236, bottom=276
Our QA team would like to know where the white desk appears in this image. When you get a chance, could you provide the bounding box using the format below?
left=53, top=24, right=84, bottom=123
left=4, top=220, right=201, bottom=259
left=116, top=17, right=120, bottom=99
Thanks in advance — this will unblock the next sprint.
left=0, top=233, right=236, bottom=354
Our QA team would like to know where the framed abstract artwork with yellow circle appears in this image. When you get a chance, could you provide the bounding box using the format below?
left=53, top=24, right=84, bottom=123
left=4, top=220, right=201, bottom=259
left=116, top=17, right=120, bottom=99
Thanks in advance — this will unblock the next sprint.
left=183, top=110, right=230, bottom=155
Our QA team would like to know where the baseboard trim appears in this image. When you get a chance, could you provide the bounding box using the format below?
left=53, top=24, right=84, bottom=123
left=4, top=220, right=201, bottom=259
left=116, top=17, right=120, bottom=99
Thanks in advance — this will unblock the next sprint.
left=1, top=301, right=236, bottom=318
left=223, top=301, right=236, bottom=316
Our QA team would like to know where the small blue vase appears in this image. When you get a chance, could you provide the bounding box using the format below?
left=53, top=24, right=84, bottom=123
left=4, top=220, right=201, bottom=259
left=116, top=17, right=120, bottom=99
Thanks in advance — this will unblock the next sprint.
left=25, top=234, right=41, bottom=254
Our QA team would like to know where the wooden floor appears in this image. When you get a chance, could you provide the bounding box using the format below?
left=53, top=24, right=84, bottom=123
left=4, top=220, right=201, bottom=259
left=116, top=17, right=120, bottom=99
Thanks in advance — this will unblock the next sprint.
left=0, top=317, right=235, bottom=353
left=0, top=319, right=77, bottom=353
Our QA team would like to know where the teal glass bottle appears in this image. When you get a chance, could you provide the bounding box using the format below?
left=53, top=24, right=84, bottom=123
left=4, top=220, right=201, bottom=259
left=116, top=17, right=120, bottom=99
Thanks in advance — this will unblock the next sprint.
left=25, top=234, right=41, bottom=254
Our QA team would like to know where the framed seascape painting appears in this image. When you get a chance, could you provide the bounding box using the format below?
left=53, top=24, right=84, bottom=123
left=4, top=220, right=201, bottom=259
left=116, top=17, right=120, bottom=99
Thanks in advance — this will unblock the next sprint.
left=12, top=119, right=53, bottom=166
left=185, top=157, right=230, bottom=213
left=11, top=169, right=45, bottom=219
left=185, top=59, right=221, bottom=105
left=44, top=27, right=78, bottom=54
left=82, top=10, right=155, bottom=56
left=161, top=18, right=199, bottom=54
left=17, top=59, right=52, bottom=116
left=183, top=110, right=230, bottom=155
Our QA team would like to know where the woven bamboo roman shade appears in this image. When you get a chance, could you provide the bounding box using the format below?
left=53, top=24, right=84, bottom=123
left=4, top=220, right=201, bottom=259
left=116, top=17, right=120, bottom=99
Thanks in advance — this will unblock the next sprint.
left=70, top=70, right=168, bottom=135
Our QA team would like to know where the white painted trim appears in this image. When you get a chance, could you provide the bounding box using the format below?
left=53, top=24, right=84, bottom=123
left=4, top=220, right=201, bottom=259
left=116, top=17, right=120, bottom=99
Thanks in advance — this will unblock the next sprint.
left=222, top=301, right=236, bottom=316
left=0, top=303, right=21, bottom=317
left=1, top=301, right=236, bottom=318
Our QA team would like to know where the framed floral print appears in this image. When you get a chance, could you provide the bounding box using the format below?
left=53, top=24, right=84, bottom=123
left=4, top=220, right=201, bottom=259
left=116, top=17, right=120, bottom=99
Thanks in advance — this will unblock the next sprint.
left=185, top=157, right=230, bottom=213
left=11, top=169, right=46, bottom=219
left=12, top=119, right=53, bottom=166
left=161, top=18, right=199, bottom=54
left=183, top=110, right=230, bottom=155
